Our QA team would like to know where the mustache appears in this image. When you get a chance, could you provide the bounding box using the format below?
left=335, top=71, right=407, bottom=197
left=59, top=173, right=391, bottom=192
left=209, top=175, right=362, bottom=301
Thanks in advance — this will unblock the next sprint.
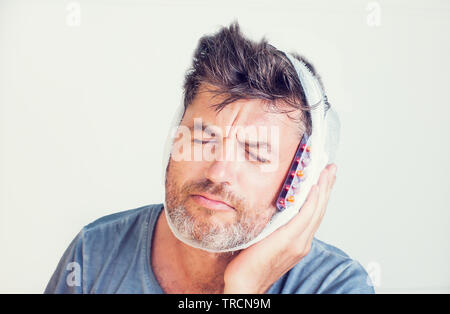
left=183, top=179, right=245, bottom=211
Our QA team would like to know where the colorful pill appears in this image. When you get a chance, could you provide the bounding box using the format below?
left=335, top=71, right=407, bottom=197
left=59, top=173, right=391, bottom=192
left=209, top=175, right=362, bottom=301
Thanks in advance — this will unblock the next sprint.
left=287, top=195, right=295, bottom=203
left=302, top=158, right=310, bottom=167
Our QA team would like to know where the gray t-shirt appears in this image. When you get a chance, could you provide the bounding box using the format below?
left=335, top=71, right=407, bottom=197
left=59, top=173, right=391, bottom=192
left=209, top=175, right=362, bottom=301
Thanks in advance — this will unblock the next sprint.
left=44, top=204, right=375, bottom=294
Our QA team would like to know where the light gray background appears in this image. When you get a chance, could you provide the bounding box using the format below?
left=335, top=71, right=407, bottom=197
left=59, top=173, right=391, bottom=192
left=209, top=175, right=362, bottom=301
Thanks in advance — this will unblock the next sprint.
left=1, top=0, right=449, bottom=293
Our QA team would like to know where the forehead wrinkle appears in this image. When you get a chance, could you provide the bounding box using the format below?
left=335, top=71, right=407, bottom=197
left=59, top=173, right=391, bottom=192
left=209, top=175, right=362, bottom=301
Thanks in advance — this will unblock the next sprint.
left=221, top=100, right=275, bottom=139
left=186, top=89, right=301, bottom=143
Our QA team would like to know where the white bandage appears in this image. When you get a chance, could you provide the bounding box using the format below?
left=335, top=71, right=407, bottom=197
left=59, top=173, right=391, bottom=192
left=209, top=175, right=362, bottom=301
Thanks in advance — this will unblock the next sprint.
left=161, top=53, right=340, bottom=252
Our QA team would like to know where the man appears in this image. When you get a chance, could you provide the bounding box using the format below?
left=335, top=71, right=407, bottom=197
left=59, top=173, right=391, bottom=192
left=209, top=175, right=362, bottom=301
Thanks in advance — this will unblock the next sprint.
left=45, top=22, right=374, bottom=294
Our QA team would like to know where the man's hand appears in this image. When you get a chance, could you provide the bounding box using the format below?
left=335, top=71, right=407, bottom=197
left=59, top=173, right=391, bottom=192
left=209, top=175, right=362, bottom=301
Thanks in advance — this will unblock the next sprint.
left=223, top=164, right=337, bottom=294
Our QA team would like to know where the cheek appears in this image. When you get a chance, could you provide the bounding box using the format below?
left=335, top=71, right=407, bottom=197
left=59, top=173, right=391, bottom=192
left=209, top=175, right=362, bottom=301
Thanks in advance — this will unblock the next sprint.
left=242, top=171, right=286, bottom=208
left=248, top=153, right=295, bottom=206
left=168, top=159, right=206, bottom=185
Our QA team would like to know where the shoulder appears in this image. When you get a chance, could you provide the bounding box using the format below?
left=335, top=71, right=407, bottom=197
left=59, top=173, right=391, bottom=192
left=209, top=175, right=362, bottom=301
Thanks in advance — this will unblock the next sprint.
left=80, top=203, right=163, bottom=292
left=312, top=237, right=351, bottom=258
left=45, top=204, right=164, bottom=293
left=78, top=203, right=163, bottom=263
left=270, top=238, right=375, bottom=294
left=82, top=203, right=163, bottom=236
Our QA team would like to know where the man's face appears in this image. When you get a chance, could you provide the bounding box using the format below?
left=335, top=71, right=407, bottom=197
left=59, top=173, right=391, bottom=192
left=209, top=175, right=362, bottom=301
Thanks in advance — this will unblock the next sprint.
left=165, top=83, right=303, bottom=251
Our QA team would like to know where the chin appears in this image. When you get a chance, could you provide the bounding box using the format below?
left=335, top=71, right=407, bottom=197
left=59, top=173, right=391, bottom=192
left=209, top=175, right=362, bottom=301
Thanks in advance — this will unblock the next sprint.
left=166, top=202, right=267, bottom=252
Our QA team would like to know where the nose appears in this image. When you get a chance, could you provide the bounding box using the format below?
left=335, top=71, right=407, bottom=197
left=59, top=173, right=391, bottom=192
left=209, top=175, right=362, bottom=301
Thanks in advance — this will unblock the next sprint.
left=204, top=138, right=240, bottom=186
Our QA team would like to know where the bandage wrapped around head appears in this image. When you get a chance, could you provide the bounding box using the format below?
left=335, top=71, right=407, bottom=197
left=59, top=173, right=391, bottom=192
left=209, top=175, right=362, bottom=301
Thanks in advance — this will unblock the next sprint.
left=161, top=52, right=340, bottom=253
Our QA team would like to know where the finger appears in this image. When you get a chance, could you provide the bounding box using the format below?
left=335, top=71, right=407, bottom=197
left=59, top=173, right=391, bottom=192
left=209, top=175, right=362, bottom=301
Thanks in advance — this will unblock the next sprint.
left=278, top=165, right=335, bottom=238
left=308, top=167, right=331, bottom=227
left=326, top=164, right=337, bottom=196
left=265, top=183, right=320, bottom=249
left=291, top=165, right=337, bottom=254
left=285, top=165, right=330, bottom=235
left=320, top=164, right=337, bottom=219
left=281, top=183, right=320, bottom=234
left=309, top=166, right=338, bottom=243
left=304, top=165, right=335, bottom=236
left=317, top=164, right=336, bottom=222
left=297, top=171, right=330, bottom=250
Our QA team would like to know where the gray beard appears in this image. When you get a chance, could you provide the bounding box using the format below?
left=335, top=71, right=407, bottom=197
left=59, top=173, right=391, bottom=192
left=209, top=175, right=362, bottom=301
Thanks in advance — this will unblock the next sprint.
left=166, top=204, right=262, bottom=251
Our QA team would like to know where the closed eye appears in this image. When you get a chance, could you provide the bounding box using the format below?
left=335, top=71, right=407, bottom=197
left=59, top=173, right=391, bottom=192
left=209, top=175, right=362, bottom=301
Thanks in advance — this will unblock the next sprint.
left=193, top=138, right=216, bottom=144
left=244, top=147, right=270, bottom=164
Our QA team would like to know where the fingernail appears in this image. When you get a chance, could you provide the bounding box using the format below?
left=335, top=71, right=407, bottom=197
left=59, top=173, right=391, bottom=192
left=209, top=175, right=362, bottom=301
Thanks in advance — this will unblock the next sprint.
left=331, top=164, right=337, bottom=176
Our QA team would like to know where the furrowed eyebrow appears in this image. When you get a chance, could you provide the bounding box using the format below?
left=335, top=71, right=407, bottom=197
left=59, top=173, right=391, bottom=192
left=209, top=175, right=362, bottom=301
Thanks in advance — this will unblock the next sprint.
left=240, top=141, right=271, bottom=163
left=240, top=140, right=271, bottom=152
left=187, top=123, right=272, bottom=153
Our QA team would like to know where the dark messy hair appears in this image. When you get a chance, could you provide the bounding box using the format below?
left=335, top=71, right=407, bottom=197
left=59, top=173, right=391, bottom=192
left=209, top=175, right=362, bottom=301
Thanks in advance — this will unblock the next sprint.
left=182, top=21, right=328, bottom=136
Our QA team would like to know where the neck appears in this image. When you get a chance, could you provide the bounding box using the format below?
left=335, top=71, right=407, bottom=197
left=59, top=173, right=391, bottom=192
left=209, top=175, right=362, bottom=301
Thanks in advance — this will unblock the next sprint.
left=152, top=208, right=239, bottom=293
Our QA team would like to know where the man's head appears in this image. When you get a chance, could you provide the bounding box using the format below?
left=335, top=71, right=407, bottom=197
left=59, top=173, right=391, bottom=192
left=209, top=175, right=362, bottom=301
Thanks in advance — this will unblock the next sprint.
left=165, top=22, right=326, bottom=251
